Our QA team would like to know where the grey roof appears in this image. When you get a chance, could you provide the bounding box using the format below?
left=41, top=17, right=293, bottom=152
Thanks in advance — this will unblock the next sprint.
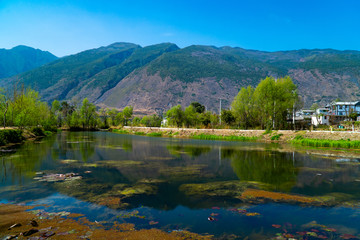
left=331, top=101, right=360, bottom=105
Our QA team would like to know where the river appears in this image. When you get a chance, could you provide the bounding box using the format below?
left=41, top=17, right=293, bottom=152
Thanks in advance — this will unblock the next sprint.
left=1, top=131, right=360, bottom=239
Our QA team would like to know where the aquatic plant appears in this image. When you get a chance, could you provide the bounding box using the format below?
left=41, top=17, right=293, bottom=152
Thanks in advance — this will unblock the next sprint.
left=240, top=188, right=317, bottom=204
left=179, top=181, right=266, bottom=198
left=0, top=204, right=213, bottom=240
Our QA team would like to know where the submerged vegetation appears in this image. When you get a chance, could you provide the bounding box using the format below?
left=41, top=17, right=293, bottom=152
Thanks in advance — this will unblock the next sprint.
left=0, top=204, right=212, bottom=240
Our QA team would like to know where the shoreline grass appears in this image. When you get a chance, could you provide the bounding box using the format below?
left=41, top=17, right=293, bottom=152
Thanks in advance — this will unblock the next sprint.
left=146, top=132, right=163, bottom=137
left=291, top=135, right=360, bottom=149
left=190, top=133, right=258, bottom=142
left=112, top=129, right=130, bottom=134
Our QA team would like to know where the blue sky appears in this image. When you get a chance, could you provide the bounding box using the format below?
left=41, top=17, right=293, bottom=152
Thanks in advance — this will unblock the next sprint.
left=0, top=0, right=359, bottom=57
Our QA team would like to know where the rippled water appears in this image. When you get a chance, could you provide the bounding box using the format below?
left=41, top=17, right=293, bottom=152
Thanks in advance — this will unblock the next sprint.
left=1, top=131, right=360, bottom=239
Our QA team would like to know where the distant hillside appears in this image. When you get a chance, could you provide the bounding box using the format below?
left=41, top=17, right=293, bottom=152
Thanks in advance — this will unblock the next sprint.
left=100, top=46, right=360, bottom=112
left=0, top=45, right=57, bottom=79
left=2, top=43, right=360, bottom=113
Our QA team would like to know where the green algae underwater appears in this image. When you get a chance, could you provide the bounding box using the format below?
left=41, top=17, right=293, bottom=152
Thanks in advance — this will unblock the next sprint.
left=1, top=131, right=360, bottom=239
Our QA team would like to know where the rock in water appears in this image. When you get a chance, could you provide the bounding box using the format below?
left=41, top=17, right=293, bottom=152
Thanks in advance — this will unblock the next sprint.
left=30, top=220, right=38, bottom=227
left=8, top=223, right=21, bottom=230
left=23, top=229, right=39, bottom=236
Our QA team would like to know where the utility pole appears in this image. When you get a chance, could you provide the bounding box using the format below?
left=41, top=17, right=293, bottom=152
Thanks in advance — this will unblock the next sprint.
left=292, top=89, right=297, bottom=131
left=219, top=98, right=222, bottom=125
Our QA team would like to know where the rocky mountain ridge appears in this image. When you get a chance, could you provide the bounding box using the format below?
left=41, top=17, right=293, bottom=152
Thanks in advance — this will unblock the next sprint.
left=2, top=43, right=360, bottom=113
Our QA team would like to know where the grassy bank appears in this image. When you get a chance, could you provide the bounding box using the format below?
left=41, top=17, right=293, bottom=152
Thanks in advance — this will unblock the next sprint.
left=111, top=128, right=261, bottom=142
left=0, top=127, right=56, bottom=147
left=111, top=127, right=360, bottom=152
left=291, top=135, right=360, bottom=149
left=190, top=133, right=258, bottom=141
left=112, top=129, right=164, bottom=137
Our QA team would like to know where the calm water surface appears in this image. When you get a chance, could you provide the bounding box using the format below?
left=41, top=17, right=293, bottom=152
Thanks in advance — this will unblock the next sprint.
left=1, top=131, right=360, bottom=239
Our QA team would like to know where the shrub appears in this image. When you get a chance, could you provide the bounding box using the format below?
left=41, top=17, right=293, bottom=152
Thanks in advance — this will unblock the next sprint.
left=31, top=127, right=46, bottom=137
left=0, top=129, right=24, bottom=146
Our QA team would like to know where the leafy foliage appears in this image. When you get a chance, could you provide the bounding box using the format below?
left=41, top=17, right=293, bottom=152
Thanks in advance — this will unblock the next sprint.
left=0, top=129, right=24, bottom=145
left=231, top=76, right=298, bottom=130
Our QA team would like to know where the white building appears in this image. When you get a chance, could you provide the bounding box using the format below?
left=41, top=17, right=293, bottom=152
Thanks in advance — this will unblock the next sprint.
left=311, top=108, right=330, bottom=126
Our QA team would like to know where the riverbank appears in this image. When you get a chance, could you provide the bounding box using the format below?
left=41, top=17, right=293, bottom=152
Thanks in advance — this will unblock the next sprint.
left=110, top=127, right=360, bottom=158
left=114, top=126, right=360, bottom=142
left=0, top=127, right=55, bottom=148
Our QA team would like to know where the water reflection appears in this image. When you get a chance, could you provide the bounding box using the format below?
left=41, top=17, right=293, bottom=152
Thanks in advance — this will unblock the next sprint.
left=225, top=149, right=299, bottom=192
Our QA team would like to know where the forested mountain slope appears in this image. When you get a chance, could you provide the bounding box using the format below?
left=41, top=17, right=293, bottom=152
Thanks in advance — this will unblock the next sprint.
left=2, top=43, right=360, bottom=113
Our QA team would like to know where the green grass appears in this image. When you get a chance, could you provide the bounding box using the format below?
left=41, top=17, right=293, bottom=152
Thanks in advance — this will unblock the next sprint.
left=146, top=132, right=163, bottom=137
left=271, top=133, right=283, bottom=141
left=134, top=131, right=146, bottom=135
left=190, top=133, right=258, bottom=142
left=112, top=129, right=130, bottom=134
left=291, top=136, right=360, bottom=149
left=168, top=131, right=179, bottom=137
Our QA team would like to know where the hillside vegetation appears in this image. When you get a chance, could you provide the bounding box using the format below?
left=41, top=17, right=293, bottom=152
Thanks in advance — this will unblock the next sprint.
left=2, top=43, right=360, bottom=113
left=0, top=45, right=57, bottom=79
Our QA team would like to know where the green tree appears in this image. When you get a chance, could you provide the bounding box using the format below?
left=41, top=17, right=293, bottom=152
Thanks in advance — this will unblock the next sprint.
left=80, top=98, right=97, bottom=129
left=184, top=104, right=199, bottom=127
left=60, top=101, right=75, bottom=128
left=210, top=112, right=219, bottom=128
left=221, top=109, right=235, bottom=126
left=0, top=88, right=9, bottom=128
left=51, top=100, right=62, bottom=127
left=253, top=76, right=297, bottom=129
left=116, top=112, right=124, bottom=126
left=166, top=105, right=184, bottom=128
left=107, top=109, right=118, bottom=126
left=199, top=111, right=211, bottom=127
left=190, top=102, right=205, bottom=114
left=132, top=116, right=141, bottom=126
left=99, top=108, right=109, bottom=128
left=123, top=106, right=133, bottom=126
left=232, top=86, right=256, bottom=129
left=69, top=110, right=81, bottom=129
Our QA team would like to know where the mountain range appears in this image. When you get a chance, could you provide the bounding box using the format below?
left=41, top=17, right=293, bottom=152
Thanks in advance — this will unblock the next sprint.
left=0, top=45, right=57, bottom=79
left=1, top=42, right=360, bottom=114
